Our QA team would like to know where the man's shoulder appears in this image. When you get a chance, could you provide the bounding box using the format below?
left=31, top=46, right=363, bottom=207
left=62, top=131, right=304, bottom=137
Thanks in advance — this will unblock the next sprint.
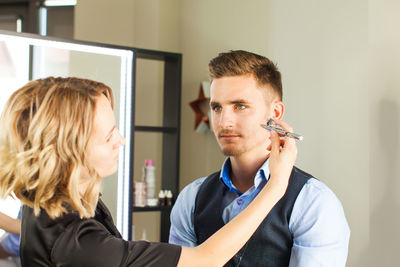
left=170, top=177, right=208, bottom=231
left=293, top=171, right=345, bottom=217
left=301, top=177, right=341, bottom=204
left=290, top=166, right=334, bottom=196
left=291, top=166, right=332, bottom=194
left=178, top=176, right=208, bottom=199
left=288, top=166, right=343, bottom=209
left=292, top=166, right=314, bottom=179
left=174, top=171, right=222, bottom=208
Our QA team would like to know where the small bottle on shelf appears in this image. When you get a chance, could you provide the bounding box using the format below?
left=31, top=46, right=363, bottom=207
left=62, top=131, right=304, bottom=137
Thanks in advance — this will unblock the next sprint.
left=166, top=190, right=174, bottom=206
left=133, top=181, right=146, bottom=207
left=144, top=159, right=156, bottom=204
left=158, top=190, right=166, bottom=206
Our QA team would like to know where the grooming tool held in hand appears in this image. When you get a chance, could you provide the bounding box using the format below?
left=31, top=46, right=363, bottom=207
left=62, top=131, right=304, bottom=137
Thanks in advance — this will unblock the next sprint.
left=260, top=118, right=303, bottom=141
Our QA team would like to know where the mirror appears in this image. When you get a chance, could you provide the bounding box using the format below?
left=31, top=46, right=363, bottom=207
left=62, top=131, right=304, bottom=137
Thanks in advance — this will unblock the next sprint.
left=0, top=30, right=133, bottom=238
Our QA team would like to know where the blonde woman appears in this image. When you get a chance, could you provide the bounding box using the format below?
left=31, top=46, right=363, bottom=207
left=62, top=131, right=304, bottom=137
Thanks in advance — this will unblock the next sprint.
left=0, top=77, right=297, bottom=267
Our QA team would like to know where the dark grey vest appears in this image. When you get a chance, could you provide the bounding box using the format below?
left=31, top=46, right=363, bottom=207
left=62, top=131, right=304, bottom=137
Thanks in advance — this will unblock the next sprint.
left=194, top=166, right=311, bottom=267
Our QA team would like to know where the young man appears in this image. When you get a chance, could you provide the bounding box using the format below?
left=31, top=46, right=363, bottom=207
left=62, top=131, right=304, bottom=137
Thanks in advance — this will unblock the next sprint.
left=169, top=50, right=350, bottom=266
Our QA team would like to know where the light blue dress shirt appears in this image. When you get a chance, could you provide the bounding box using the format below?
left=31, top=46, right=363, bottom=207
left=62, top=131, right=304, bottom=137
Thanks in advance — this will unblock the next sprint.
left=169, top=159, right=350, bottom=266
left=1, top=208, right=21, bottom=256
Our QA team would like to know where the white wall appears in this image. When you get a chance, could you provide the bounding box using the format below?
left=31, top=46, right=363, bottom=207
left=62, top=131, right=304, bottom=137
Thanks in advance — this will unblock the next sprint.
left=362, top=1, right=400, bottom=266
left=75, top=1, right=400, bottom=265
left=74, top=0, right=136, bottom=46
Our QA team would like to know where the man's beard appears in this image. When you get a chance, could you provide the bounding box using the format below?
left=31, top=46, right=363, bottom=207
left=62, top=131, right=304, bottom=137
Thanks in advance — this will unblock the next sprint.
left=220, top=142, right=247, bottom=157
left=222, top=148, right=242, bottom=156
left=216, top=129, right=245, bottom=156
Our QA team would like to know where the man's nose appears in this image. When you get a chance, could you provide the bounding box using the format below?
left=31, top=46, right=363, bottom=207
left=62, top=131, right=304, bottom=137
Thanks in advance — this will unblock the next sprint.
left=219, top=109, right=235, bottom=128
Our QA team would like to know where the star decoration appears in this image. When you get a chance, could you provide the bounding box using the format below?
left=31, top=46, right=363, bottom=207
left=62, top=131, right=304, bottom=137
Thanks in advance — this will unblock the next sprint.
left=189, top=81, right=211, bottom=133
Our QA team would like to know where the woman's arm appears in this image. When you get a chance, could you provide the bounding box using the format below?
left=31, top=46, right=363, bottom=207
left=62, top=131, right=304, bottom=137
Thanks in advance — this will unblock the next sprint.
left=0, top=211, right=21, bottom=235
left=178, top=120, right=297, bottom=267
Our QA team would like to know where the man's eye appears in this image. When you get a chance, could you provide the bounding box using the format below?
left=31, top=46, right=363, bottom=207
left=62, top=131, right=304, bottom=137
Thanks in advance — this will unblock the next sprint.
left=212, top=105, right=222, bottom=112
left=235, top=104, right=246, bottom=110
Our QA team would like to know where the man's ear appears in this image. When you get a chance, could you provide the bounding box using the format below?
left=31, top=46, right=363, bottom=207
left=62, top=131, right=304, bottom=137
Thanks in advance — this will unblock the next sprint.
left=271, top=100, right=284, bottom=120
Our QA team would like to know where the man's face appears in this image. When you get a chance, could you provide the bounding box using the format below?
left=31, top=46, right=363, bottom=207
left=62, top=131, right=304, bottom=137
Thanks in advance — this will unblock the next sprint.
left=210, top=75, right=274, bottom=158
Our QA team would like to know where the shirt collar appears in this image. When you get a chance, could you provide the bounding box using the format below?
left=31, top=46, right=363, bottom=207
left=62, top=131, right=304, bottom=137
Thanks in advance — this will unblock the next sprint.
left=219, top=157, right=271, bottom=194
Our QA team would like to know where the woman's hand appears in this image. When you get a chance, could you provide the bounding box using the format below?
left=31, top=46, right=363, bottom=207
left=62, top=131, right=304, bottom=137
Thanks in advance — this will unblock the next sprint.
left=267, top=119, right=298, bottom=194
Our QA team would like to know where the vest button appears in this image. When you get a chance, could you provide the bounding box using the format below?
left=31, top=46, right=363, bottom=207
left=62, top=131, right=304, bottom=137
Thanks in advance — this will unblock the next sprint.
left=237, top=199, right=243, bottom=205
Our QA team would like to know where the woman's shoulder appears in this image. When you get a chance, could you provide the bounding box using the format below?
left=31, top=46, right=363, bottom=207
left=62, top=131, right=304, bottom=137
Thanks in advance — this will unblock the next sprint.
left=20, top=205, right=86, bottom=265
left=48, top=208, right=119, bottom=264
left=22, top=205, right=80, bottom=230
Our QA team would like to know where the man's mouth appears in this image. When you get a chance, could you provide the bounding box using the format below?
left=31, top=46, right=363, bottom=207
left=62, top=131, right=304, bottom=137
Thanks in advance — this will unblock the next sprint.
left=219, top=132, right=241, bottom=139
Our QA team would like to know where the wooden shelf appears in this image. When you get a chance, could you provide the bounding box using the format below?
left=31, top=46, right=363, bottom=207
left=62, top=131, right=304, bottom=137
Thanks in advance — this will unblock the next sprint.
left=132, top=206, right=172, bottom=212
left=134, top=126, right=177, bottom=133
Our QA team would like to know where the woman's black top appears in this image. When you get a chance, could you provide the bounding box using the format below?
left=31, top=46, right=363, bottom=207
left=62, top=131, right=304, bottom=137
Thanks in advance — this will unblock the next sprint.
left=20, top=199, right=181, bottom=267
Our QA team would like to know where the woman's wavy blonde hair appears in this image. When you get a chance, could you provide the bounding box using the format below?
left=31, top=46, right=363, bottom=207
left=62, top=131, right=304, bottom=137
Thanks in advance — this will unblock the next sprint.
left=0, top=77, right=114, bottom=219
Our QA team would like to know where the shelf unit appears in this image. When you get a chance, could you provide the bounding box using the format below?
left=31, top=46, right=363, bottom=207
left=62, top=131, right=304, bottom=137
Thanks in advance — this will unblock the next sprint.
left=129, top=48, right=181, bottom=242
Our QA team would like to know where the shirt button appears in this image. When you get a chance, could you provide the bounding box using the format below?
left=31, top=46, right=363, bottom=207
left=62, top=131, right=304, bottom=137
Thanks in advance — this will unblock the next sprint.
left=237, top=199, right=243, bottom=205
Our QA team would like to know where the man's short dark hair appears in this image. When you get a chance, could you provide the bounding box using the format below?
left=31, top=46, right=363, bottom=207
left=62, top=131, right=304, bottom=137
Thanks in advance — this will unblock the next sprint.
left=208, top=50, right=282, bottom=100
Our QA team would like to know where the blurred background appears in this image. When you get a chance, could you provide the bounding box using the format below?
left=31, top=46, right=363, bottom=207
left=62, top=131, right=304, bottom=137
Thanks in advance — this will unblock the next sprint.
left=1, top=0, right=400, bottom=266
